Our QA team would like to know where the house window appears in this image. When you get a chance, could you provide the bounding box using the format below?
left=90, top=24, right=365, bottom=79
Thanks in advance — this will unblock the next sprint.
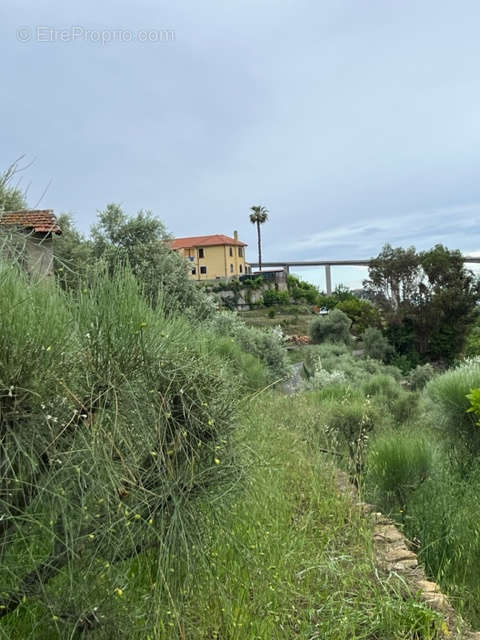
left=198, top=248, right=205, bottom=258
left=229, top=247, right=233, bottom=257
left=238, top=247, right=243, bottom=257
left=239, top=264, right=243, bottom=273
left=191, top=267, right=196, bottom=275
left=200, top=266, right=207, bottom=274
left=189, top=256, right=194, bottom=262
left=230, top=264, right=234, bottom=273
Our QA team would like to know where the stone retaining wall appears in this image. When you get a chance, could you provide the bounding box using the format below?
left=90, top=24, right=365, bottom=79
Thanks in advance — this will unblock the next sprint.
left=335, top=470, right=480, bottom=640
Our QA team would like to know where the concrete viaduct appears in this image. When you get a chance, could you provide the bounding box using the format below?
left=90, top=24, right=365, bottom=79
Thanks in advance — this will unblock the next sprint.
left=250, top=257, right=480, bottom=295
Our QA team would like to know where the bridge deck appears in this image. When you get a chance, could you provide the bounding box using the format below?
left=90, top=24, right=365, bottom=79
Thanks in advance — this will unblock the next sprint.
left=248, top=257, right=480, bottom=294
left=250, top=257, right=480, bottom=268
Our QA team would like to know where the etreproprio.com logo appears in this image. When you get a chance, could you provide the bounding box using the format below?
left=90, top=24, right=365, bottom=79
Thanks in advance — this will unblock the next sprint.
left=16, top=25, right=176, bottom=44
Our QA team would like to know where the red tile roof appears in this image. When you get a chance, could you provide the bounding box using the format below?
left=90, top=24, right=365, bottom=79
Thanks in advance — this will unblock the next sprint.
left=0, top=210, right=62, bottom=234
left=171, top=234, right=247, bottom=250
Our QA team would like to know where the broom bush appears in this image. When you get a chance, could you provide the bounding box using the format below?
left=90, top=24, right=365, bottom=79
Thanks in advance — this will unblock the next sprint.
left=0, top=260, right=242, bottom=637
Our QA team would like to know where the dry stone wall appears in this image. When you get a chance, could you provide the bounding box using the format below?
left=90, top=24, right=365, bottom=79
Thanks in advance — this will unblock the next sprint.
left=335, top=470, right=480, bottom=640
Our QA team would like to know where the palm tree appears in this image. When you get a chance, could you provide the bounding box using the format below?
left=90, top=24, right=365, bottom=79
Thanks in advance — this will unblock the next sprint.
left=249, top=205, right=269, bottom=271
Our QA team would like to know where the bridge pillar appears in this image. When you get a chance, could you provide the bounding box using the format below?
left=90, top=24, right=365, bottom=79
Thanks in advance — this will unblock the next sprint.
left=325, top=264, right=332, bottom=295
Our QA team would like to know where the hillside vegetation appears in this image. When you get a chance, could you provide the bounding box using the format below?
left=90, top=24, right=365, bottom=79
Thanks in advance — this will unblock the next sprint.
left=0, top=254, right=450, bottom=639
left=2, top=199, right=480, bottom=637
left=292, top=339, right=480, bottom=628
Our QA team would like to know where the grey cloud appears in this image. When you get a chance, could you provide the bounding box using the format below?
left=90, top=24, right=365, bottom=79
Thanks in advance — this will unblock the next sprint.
left=3, top=0, right=480, bottom=280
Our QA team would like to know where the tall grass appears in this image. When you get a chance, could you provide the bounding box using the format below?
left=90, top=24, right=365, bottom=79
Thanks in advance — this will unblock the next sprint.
left=399, top=360, right=480, bottom=626
left=0, top=260, right=244, bottom=637
left=0, top=259, right=458, bottom=637
left=401, top=458, right=480, bottom=626
left=171, top=393, right=444, bottom=639
left=366, top=429, right=433, bottom=511
left=363, top=373, right=418, bottom=424
left=363, top=360, right=480, bottom=627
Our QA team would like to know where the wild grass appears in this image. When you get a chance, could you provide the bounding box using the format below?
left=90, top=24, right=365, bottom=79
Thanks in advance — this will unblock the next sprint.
left=168, top=393, right=444, bottom=639
left=298, top=344, right=480, bottom=630
left=363, top=373, right=418, bottom=424
left=405, top=459, right=480, bottom=627
left=0, top=259, right=464, bottom=638
left=366, top=429, right=433, bottom=512
left=362, top=360, right=480, bottom=628
left=0, top=260, right=245, bottom=638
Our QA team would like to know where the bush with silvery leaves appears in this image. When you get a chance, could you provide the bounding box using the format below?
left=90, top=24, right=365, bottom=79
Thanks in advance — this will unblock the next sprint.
left=304, top=355, right=347, bottom=390
left=206, top=310, right=291, bottom=380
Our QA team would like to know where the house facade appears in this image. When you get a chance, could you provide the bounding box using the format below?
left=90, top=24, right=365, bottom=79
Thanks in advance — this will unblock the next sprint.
left=0, top=210, right=62, bottom=278
left=171, top=231, right=251, bottom=280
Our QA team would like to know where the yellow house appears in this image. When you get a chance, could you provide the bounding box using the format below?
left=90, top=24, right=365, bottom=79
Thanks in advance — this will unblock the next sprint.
left=171, top=231, right=250, bottom=280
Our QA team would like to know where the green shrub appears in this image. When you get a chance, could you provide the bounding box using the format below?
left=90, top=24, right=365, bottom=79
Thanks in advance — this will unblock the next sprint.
left=70, top=204, right=219, bottom=319
left=242, top=275, right=265, bottom=289
left=363, top=374, right=417, bottom=424
left=0, top=261, right=242, bottom=636
left=237, top=326, right=290, bottom=380
left=310, top=309, right=352, bottom=346
left=362, top=373, right=398, bottom=397
left=407, top=363, right=436, bottom=390
left=207, top=309, right=244, bottom=335
left=320, top=398, right=380, bottom=477
left=316, top=286, right=355, bottom=309
left=336, top=299, right=381, bottom=336
left=287, top=274, right=319, bottom=304
left=360, top=358, right=403, bottom=381
left=465, top=324, right=480, bottom=357
left=212, top=335, right=269, bottom=390
left=367, top=431, right=432, bottom=511
left=423, top=359, right=480, bottom=456
left=382, top=364, right=404, bottom=381
left=466, top=387, right=480, bottom=426
left=208, top=311, right=291, bottom=380
left=304, top=357, right=347, bottom=390
left=304, top=345, right=404, bottom=393
left=262, top=288, right=290, bottom=306
left=362, top=327, right=394, bottom=361
left=391, top=353, right=419, bottom=374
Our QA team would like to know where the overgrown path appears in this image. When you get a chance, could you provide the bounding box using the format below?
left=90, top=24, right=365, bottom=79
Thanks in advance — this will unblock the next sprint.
left=174, top=392, right=453, bottom=639
left=277, top=365, right=477, bottom=639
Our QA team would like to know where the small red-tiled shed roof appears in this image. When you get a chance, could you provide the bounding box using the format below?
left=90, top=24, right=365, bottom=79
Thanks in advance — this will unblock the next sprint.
left=0, top=210, right=62, bottom=234
left=171, top=234, right=247, bottom=250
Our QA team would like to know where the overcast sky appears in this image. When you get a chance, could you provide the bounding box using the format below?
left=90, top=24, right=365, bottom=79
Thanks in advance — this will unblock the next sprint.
left=3, top=1, right=480, bottom=289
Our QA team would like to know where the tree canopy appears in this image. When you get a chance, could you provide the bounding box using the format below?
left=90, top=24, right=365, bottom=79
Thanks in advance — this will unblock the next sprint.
left=55, top=204, right=216, bottom=319
left=364, top=244, right=480, bottom=364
